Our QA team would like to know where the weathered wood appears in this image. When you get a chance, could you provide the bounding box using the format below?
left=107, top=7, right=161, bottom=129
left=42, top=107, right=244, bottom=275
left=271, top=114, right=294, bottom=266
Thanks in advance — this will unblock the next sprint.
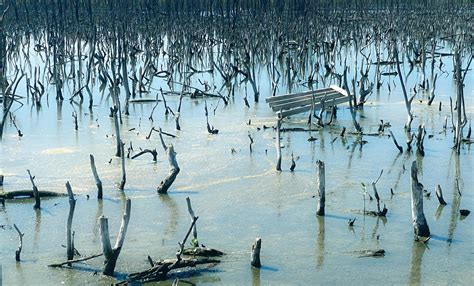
left=251, top=238, right=262, bottom=268
left=279, top=96, right=349, bottom=118
left=389, top=130, right=403, bottom=153
left=48, top=253, right=103, bottom=268
left=265, top=87, right=333, bottom=103
left=157, top=145, right=180, bottom=194
left=0, top=190, right=65, bottom=199
left=435, top=185, right=447, bottom=206
left=89, top=154, right=103, bottom=199
left=316, top=160, right=325, bottom=216
left=13, top=223, right=24, bottom=262
left=186, top=197, right=198, bottom=246
left=119, top=140, right=126, bottom=190
left=131, top=149, right=157, bottom=162
left=99, top=198, right=131, bottom=275
left=182, top=247, right=224, bottom=257
left=275, top=118, right=282, bottom=171
left=27, top=169, right=40, bottom=209
left=65, top=182, right=76, bottom=264
left=394, top=46, right=414, bottom=131
left=410, top=162, right=430, bottom=239
left=177, top=216, right=199, bottom=261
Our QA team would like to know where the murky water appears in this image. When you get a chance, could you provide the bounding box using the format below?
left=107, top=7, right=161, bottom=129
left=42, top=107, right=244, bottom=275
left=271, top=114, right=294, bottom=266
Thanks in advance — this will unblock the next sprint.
left=1, top=6, right=473, bottom=286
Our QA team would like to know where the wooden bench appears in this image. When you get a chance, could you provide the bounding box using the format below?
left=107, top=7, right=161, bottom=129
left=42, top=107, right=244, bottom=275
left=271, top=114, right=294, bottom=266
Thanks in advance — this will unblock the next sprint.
left=266, top=85, right=349, bottom=118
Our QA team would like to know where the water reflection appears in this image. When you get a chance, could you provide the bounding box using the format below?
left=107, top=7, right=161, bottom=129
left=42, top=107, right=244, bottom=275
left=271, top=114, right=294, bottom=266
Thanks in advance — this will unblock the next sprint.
left=93, top=199, right=103, bottom=243
left=33, top=208, right=41, bottom=249
left=251, top=267, right=261, bottom=286
left=408, top=241, right=427, bottom=285
left=316, top=215, right=325, bottom=268
left=160, top=194, right=179, bottom=237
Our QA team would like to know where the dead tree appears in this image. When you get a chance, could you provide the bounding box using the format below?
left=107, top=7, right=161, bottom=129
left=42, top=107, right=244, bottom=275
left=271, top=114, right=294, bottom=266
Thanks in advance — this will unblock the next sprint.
left=99, top=198, right=131, bottom=276
left=275, top=117, right=282, bottom=171
left=65, top=182, right=76, bottom=263
left=343, top=68, right=362, bottom=133
left=394, top=45, right=414, bottom=131
left=415, top=124, right=426, bottom=156
left=316, top=160, right=325, bottom=216
left=119, top=140, right=126, bottom=190
left=157, top=144, right=180, bottom=194
left=410, top=162, right=430, bottom=240
left=13, top=224, right=24, bottom=262
left=435, top=185, right=447, bottom=206
left=27, top=169, right=40, bottom=209
left=186, top=197, right=198, bottom=246
left=89, top=154, right=103, bottom=199
left=251, top=238, right=262, bottom=268
left=389, top=130, right=403, bottom=153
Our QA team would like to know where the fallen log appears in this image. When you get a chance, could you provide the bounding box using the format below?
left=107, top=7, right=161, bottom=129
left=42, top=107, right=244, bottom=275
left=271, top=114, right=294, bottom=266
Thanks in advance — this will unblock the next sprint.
left=48, top=253, right=103, bottom=268
left=0, top=190, right=65, bottom=199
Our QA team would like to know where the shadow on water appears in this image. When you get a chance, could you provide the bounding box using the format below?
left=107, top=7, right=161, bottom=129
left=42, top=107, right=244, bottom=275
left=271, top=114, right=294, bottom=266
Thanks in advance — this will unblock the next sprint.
left=33, top=208, right=41, bottom=249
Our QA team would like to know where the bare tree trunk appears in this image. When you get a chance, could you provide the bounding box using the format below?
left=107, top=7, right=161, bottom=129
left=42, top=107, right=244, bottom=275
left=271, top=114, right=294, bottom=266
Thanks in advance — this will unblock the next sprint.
left=251, top=238, right=261, bottom=268
left=14, top=224, right=24, bottom=262
left=316, top=160, right=325, bottom=216
left=119, top=140, right=126, bottom=190
left=89, top=154, right=103, bottom=199
left=27, top=169, right=40, bottom=209
left=65, top=181, right=76, bottom=264
left=275, top=118, right=282, bottom=171
left=435, top=185, right=447, bottom=206
left=410, top=161, right=430, bottom=239
left=394, top=45, right=414, bottom=131
left=186, top=197, right=198, bottom=246
left=100, top=198, right=131, bottom=276
left=157, top=145, right=180, bottom=194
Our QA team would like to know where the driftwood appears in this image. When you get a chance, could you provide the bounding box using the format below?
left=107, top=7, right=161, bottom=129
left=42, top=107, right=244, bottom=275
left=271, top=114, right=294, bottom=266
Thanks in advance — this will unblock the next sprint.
left=355, top=249, right=385, bottom=258
left=99, top=198, right=131, bottom=275
left=410, top=161, right=430, bottom=239
left=131, top=149, right=157, bottom=162
left=27, top=169, right=40, bottom=209
left=48, top=253, right=103, bottom=268
left=89, top=154, right=103, bottom=199
left=157, top=145, right=180, bottom=194
left=65, top=182, right=76, bottom=264
left=124, top=257, right=220, bottom=283
left=182, top=247, right=224, bottom=257
left=0, top=190, right=65, bottom=199
left=251, top=238, right=262, bottom=268
left=14, top=224, right=24, bottom=262
left=316, top=160, right=325, bottom=216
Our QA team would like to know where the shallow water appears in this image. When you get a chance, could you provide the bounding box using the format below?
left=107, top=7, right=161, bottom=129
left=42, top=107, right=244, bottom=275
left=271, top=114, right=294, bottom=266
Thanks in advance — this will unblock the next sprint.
left=1, top=15, right=474, bottom=286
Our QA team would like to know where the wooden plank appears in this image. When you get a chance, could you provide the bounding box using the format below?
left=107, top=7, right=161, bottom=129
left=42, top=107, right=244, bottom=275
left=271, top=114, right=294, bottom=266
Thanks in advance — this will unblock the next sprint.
left=265, top=87, right=333, bottom=103
left=329, top=85, right=348, bottom=96
left=279, top=96, right=349, bottom=118
left=271, top=92, right=345, bottom=112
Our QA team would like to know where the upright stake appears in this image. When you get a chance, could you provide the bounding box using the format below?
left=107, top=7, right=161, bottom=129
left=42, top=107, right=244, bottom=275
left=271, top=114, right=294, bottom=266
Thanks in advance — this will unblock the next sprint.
left=410, top=161, right=430, bottom=239
left=251, top=238, right=262, bottom=268
left=27, top=169, right=40, bottom=209
left=275, top=117, right=282, bottom=171
left=316, top=160, right=325, bottom=216
left=66, top=181, right=76, bottom=263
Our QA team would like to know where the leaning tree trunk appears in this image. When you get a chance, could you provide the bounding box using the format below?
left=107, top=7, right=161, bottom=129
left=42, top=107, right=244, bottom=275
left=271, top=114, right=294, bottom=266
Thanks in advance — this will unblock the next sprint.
left=157, top=145, right=180, bottom=194
left=410, top=161, right=430, bottom=239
